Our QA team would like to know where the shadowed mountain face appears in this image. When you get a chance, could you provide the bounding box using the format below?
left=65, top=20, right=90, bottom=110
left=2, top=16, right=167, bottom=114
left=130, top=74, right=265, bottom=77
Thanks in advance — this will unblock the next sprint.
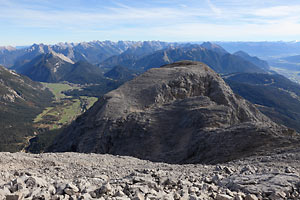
left=62, top=61, right=106, bottom=84
left=0, top=65, right=53, bottom=152
left=224, top=73, right=300, bottom=132
left=49, top=61, right=298, bottom=164
left=104, top=65, right=137, bottom=81
left=13, top=52, right=107, bottom=84
left=13, top=52, right=73, bottom=83
left=234, top=51, right=270, bottom=70
left=12, top=44, right=53, bottom=69
left=100, top=45, right=265, bottom=74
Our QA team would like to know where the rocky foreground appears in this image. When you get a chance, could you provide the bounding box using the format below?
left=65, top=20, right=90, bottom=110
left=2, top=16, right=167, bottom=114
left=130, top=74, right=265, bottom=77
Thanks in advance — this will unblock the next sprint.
left=0, top=151, right=300, bottom=200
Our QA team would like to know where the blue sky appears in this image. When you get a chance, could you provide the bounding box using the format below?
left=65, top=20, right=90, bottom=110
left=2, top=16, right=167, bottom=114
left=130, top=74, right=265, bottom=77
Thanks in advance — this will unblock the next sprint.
left=1, top=0, right=300, bottom=46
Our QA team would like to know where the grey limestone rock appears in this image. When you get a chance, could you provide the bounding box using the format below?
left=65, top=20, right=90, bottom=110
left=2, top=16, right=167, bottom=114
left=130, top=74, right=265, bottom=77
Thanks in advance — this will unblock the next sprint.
left=216, top=193, right=233, bottom=200
left=0, top=152, right=299, bottom=200
left=245, top=194, right=258, bottom=200
left=50, top=61, right=299, bottom=164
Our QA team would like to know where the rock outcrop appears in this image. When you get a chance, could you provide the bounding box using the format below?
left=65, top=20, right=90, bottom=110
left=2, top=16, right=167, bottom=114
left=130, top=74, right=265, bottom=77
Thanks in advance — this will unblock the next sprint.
left=50, top=61, right=299, bottom=164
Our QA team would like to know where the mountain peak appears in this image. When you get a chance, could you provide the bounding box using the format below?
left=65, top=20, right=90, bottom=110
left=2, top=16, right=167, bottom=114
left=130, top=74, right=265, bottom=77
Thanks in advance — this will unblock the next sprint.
left=50, top=61, right=295, bottom=164
left=234, top=50, right=250, bottom=57
left=201, top=42, right=228, bottom=55
left=48, top=51, right=74, bottom=64
left=233, top=50, right=269, bottom=70
left=0, top=46, right=16, bottom=52
left=28, top=43, right=52, bottom=54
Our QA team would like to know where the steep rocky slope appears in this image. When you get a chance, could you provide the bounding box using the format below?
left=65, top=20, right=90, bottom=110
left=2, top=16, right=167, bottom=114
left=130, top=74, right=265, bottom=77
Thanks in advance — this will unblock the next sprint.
left=0, top=65, right=53, bottom=151
left=14, top=52, right=107, bottom=84
left=13, top=52, right=74, bottom=82
left=50, top=61, right=299, bottom=164
left=0, top=151, right=300, bottom=199
left=12, top=44, right=53, bottom=68
left=224, top=73, right=300, bottom=132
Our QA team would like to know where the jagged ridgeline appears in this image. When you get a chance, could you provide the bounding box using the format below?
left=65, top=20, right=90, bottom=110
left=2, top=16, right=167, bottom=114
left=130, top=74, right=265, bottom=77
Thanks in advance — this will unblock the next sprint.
left=50, top=61, right=299, bottom=164
left=0, top=66, right=53, bottom=152
left=0, top=41, right=174, bottom=68
left=99, top=43, right=266, bottom=74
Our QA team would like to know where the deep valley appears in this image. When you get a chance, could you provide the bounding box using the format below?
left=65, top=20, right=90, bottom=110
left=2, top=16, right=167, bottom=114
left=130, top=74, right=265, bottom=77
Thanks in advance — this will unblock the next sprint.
left=1, top=40, right=300, bottom=199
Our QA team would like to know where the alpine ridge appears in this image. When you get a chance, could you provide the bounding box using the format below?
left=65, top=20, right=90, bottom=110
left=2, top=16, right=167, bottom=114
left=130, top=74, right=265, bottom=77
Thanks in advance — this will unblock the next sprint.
left=13, top=52, right=106, bottom=84
left=49, top=61, right=299, bottom=164
left=0, top=41, right=176, bottom=68
left=99, top=45, right=266, bottom=74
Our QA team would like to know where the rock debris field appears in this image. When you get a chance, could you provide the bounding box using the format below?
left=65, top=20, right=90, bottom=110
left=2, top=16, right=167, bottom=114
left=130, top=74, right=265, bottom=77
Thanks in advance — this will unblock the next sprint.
left=0, top=151, right=300, bottom=200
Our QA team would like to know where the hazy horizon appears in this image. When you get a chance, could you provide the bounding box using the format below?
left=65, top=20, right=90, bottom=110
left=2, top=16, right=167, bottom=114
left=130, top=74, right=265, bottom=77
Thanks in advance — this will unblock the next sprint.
left=2, top=40, right=300, bottom=48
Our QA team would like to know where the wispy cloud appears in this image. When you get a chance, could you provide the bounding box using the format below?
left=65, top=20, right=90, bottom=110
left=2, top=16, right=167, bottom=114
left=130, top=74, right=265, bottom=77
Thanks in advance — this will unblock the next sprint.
left=254, top=5, right=300, bottom=17
left=206, top=0, right=222, bottom=16
left=0, top=1, right=214, bottom=29
left=1, top=0, right=300, bottom=45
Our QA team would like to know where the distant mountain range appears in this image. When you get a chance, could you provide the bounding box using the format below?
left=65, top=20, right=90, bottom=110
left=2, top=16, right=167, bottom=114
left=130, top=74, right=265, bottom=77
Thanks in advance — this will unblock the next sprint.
left=0, top=65, right=53, bottom=152
left=0, top=41, right=270, bottom=85
left=3, top=40, right=300, bottom=68
left=0, top=41, right=177, bottom=68
left=99, top=43, right=266, bottom=75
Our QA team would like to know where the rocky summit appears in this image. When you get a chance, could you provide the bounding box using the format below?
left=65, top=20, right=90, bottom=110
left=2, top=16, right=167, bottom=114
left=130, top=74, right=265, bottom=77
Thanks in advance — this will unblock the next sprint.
left=50, top=61, right=299, bottom=164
